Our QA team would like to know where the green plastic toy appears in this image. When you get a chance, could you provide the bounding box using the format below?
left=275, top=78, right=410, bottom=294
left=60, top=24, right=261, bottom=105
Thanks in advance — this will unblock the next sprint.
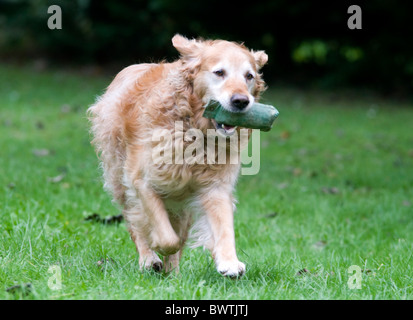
left=203, top=100, right=279, bottom=132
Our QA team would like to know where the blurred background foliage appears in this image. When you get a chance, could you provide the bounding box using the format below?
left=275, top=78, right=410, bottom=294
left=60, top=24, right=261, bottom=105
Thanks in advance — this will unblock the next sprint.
left=0, top=0, right=412, bottom=94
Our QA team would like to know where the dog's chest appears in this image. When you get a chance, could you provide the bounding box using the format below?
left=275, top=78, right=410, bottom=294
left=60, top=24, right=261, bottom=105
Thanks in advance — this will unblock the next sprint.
left=150, top=161, right=238, bottom=198
left=150, top=163, right=205, bottom=196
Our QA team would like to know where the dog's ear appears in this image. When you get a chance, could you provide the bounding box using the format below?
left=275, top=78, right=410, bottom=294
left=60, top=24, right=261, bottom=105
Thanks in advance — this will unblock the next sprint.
left=252, top=50, right=268, bottom=69
left=172, top=34, right=202, bottom=57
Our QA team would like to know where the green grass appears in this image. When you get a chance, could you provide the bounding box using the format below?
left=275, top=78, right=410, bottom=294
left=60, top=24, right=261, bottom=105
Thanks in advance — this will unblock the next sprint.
left=1, top=64, right=412, bottom=300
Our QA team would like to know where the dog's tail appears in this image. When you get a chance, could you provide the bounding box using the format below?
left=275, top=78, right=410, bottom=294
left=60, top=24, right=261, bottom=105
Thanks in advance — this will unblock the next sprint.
left=87, top=94, right=126, bottom=205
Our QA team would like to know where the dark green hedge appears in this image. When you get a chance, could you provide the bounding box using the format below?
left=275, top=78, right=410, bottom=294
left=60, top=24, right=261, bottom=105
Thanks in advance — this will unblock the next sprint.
left=1, top=0, right=412, bottom=92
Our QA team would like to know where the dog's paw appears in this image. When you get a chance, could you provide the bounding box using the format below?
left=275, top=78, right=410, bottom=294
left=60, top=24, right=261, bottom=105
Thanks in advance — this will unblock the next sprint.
left=139, top=254, right=163, bottom=272
left=151, top=260, right=163, bottom=272
left=216, top=260, right=246, bottom=279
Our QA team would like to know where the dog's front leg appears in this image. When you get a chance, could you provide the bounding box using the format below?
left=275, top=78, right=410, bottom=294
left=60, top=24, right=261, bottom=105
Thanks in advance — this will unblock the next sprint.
left=134, top=180, right=181, bottom=256
left=201, top=190, right=245, bottom=278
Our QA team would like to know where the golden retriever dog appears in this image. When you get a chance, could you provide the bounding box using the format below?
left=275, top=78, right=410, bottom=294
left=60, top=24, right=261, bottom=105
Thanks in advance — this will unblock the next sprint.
left=88, top=34, right=268, bottom=278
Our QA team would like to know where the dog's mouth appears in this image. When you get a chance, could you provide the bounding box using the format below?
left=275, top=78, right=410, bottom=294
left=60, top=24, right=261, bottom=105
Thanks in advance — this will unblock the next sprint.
left=211, top=119, right=237, bottom=137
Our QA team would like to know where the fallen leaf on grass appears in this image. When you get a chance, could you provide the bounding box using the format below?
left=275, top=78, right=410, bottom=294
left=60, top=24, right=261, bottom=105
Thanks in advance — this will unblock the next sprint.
left=261, top=140, right=269, bottom=148
left=322, top=187, right=340, bottom=194
left=280, top=130, right=291, bottom=140
left=84, top=213, right=124, bottom=225
left=327, top=171, right=337, bottom=178
left=35, top=121, right=44, bottom=130
left=277, top=182, right=289, bottom=189
left=47, top=173, right=66, bottom=183
left=263, top=212, right=278, bottom=219
left=84, top=213, right=101, bottom=222
left=393, top=157, right=404, bottom=167
left=96, top=257, right=116, bottom=272
left=402, top=201, right=411, bottom=207
left=60, top=104, right=72, bottom=113
left=295, top=268, right=311, bottom=276
left=6, top=283, right=32, bottom=295
left=309, top=171, right=318, bottom=178
left=362, top=269, right=376, bottom=276
left=7, top=183, right=16, bottom=189
left=295, top=268, right=335, bottom=277
left=61, top=182, right=71, bottom=189
left=32, top=149, right=51, bottom=157
left=312, top=240, right=327, bottom=250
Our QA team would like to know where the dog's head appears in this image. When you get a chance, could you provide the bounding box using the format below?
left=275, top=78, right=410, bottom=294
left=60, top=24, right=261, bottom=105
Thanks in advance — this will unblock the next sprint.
left=173, top=34, right=268, bottom=136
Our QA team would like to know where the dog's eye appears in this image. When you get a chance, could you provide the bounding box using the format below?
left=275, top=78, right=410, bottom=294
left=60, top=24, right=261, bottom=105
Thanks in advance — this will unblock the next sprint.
left=246, top=73, right=254, bottom=80
left=213, top=69, right=225, bottom=77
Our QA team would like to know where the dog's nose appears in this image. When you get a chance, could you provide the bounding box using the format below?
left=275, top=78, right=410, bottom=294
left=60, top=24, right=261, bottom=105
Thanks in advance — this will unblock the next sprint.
left=230, top=94, right=250, bottom=110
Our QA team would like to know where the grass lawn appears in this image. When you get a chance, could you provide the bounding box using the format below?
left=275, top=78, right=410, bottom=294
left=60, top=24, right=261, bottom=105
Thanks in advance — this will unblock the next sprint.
left=1, top=64, right=412, bottom=300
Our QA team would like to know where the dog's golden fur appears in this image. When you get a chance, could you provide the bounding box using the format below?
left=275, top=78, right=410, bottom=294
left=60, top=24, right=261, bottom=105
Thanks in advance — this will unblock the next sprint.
left=88, top=35, right=268, bottom=277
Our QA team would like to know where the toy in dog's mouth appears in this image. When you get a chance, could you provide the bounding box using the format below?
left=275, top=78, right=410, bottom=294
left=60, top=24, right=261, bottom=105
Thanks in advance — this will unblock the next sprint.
left=211, top=119, right=237, bottom=136
left=203, top=100, right=279, bottom=136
